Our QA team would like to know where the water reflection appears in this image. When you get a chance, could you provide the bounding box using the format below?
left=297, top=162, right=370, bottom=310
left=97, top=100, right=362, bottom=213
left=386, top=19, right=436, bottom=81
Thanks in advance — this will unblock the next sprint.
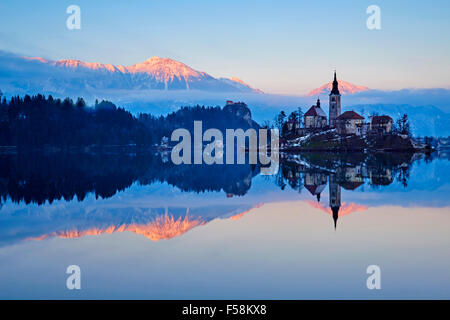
left=0, top=150, right=447, bottom=246
left=0, top=151, right=426, bottom=205
left=0, top=150, right=450, bottom=299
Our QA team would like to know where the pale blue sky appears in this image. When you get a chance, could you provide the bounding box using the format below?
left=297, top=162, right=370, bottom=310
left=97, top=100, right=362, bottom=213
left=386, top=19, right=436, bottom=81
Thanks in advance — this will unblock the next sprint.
left=1, top=0, right=449, bottom=94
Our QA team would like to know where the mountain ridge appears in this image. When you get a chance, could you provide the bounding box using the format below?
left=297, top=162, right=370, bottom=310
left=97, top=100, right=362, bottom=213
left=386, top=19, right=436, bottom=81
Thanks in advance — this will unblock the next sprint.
left=308, top=80, right=370, bottom=96
left=12, top=53, right=262, bottom=93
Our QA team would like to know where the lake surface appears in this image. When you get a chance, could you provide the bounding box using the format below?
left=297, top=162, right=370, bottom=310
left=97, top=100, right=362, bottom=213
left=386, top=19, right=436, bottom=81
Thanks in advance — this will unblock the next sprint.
left=0, top=151, right=449, bottom=299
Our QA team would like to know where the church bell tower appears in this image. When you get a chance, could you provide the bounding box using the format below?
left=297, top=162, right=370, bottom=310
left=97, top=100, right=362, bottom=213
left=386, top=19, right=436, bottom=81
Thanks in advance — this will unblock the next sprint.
left=329, top=71, right=341, bottom=127
left=329, top=174, right=341, bottom=230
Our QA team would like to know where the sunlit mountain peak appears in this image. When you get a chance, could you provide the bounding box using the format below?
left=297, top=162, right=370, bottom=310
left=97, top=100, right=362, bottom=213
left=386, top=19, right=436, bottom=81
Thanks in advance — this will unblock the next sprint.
left=308, top=80, right=369, bottom=96
left=6, top=51, right=263, bottom=93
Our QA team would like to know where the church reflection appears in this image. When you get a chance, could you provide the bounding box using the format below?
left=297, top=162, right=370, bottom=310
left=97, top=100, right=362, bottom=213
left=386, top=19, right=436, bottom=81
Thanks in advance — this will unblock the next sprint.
left=304, top=172, right=327, bottom=202
left=280, top=152, right=410, bottom=229
left=302, top=172, right=351, bottom=229
left=329, top=174, right=341, bottom=229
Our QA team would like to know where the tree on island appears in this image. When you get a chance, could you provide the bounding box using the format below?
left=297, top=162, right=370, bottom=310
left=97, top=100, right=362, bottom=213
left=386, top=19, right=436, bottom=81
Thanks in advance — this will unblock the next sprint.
left=274, top=111, right=286, bottom=132
left=394, top=114, right=411, bottom=136
left=288, top=111, right=298, bottom=123
left=261, top=120, right=272, bottom=129
left=296, top=107, right=304, bottom=128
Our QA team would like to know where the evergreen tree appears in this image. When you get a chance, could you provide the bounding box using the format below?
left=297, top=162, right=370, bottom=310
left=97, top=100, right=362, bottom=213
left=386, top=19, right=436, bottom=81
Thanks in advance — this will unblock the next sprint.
left=394, top=114, right=411, bottom=136
left=274, top=111, right=286, bottom=132
left=296, top=107, right=304, bottom=128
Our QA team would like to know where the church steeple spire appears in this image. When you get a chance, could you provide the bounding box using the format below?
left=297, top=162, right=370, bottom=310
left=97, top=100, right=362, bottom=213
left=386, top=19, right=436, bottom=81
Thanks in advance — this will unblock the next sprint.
left=328, top=173, right=341, bottom=230
left=332, top=206, right=339, bottom=230
left=331, top=70, right=340, bottom=95
left=329, top=70, right=341, bottom=127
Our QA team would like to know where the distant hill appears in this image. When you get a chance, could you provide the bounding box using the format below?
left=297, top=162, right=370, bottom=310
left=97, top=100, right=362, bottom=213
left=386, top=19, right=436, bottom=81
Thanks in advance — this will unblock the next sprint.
left=348, top=104, right=450, bottom=137
left=308, top=80, right=369, bottom=96
left=0, top=51, right=262, bottom=95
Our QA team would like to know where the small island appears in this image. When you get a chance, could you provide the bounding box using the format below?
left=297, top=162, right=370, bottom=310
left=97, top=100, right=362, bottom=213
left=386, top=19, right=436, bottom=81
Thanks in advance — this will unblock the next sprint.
left=275, top=72, right=429, bottom=153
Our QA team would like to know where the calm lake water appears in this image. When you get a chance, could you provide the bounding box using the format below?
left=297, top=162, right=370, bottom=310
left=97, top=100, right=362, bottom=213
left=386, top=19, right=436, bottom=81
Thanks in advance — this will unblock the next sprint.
left=0, top=151, right=449, bottom=299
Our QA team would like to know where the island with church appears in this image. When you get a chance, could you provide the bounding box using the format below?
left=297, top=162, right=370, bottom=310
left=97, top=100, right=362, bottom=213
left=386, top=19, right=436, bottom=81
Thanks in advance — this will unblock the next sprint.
left=276, top=72, right=429, bottom=152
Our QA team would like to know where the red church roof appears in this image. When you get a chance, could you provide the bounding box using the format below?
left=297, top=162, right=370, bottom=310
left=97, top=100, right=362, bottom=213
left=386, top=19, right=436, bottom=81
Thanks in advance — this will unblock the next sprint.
left=336, top=111, right=364, bottom=120
left=340, top=181, right=364, bottom=190
left=371, top=115, right=393, bottom=124
left=305, top=105, right=327, bottom=118
left=305, top=184, right=326, bottom=195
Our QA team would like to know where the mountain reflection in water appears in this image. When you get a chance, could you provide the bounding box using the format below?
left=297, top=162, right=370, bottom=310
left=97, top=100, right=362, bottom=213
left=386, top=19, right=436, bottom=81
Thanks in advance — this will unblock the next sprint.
left=0, top=150, right=448, bottom=246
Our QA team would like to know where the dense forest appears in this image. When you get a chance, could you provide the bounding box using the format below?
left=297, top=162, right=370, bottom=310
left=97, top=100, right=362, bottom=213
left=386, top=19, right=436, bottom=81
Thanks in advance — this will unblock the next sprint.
left=0, top=94, right=258, bottom=148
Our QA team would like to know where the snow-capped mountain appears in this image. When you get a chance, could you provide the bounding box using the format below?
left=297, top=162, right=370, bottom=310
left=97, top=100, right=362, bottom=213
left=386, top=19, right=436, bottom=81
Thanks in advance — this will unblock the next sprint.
left=308, top=80, right=369, bottom=96
left=0, top=51, right=262, bottom=94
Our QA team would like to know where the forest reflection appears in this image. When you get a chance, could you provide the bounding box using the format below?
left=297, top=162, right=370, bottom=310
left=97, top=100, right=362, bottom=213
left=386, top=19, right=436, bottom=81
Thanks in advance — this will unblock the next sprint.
left=0, top=151, right=429, bottom=207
